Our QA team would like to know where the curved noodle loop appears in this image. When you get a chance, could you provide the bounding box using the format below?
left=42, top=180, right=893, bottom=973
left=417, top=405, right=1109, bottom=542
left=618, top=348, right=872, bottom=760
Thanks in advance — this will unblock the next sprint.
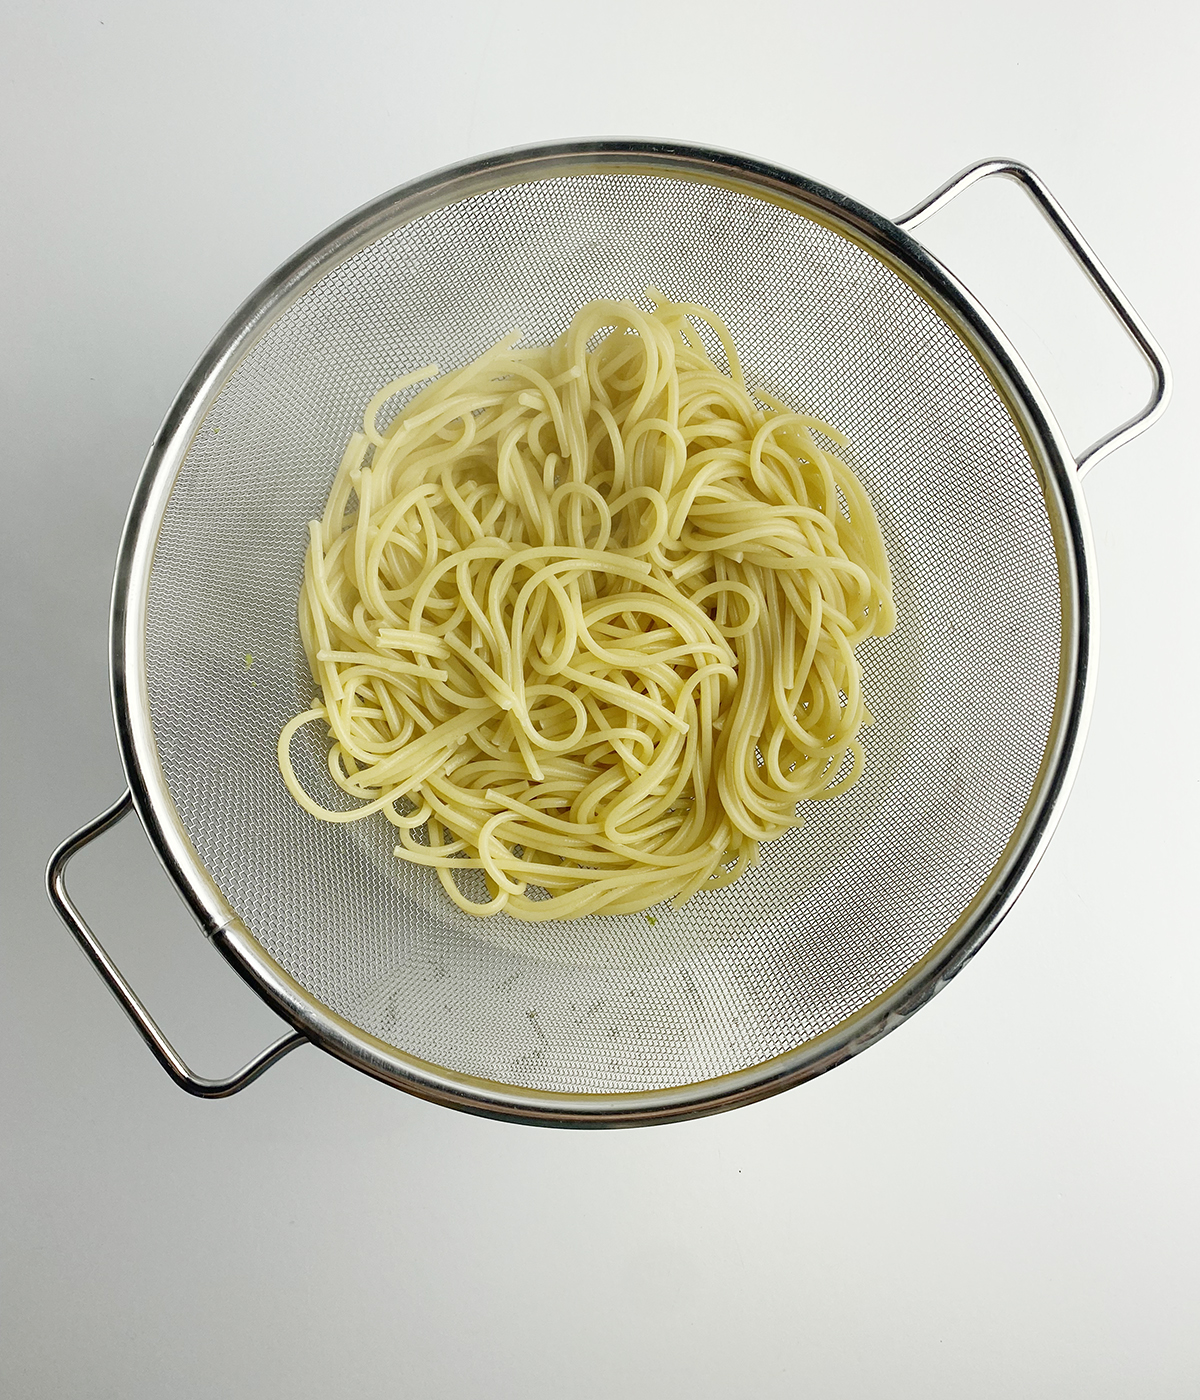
left=278, top=294, right=894, bottom=920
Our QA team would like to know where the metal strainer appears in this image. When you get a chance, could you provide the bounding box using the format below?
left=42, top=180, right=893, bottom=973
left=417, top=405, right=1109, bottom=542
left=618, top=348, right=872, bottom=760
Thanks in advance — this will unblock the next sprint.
left=48, top=142, right=1169, bottom=1125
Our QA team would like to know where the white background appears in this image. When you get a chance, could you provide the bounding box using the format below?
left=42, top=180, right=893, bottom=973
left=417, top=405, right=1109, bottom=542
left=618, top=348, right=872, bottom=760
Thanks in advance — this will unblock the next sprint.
left=3, top=2, right=1197, bottom=1396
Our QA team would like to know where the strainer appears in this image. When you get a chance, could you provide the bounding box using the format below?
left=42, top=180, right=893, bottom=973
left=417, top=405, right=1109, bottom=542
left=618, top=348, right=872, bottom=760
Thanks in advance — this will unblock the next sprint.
left=47, top=142, right=1170, bottom=1126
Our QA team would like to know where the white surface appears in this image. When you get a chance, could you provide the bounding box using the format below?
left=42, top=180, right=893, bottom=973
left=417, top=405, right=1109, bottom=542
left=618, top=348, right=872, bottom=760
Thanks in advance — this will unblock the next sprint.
left=2, top=2, right=1197, bottom=1396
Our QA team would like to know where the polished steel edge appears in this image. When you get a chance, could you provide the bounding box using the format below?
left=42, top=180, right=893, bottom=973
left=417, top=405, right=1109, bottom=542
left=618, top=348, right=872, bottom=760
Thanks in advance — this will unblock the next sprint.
left=109, top=140, right=1100, bottom=1124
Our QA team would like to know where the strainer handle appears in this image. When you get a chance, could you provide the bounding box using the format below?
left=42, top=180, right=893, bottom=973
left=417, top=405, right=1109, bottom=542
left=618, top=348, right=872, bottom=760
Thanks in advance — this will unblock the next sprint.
left=46, top=791, right=308, bottom=1098
left=895, top=157, right=1171, bottom=476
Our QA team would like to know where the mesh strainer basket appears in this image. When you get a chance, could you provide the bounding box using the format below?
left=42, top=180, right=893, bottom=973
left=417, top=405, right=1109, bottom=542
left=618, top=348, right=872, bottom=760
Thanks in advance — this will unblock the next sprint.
left=48, top=142, right=1169, bottom=1125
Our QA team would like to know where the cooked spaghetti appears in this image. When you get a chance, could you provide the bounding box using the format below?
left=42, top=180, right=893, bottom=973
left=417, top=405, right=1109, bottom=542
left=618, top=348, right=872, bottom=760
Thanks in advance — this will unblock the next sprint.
left=278, top=293, right=894, bottom=920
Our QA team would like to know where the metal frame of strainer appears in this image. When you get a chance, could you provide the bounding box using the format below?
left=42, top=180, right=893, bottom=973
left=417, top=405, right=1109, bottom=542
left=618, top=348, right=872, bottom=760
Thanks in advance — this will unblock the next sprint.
left=47, top=142, right=1170, bottom=1125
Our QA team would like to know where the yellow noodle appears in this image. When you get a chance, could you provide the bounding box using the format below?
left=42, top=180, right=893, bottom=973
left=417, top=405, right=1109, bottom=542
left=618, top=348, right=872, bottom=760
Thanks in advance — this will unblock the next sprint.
left=278, top=294, right=894, bottom=920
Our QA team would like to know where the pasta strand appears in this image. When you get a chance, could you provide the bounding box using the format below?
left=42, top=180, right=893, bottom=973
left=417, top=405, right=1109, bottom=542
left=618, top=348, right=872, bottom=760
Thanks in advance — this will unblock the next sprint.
left=278, top=294, right=894, bottom=920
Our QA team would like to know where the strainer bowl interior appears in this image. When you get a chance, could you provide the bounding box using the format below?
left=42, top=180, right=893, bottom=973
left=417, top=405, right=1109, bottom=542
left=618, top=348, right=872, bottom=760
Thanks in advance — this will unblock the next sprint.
left=118, top=143, right=1086, bottom=1123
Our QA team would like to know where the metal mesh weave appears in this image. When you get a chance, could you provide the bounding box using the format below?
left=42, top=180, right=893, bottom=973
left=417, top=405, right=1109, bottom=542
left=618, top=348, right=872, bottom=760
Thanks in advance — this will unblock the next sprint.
left=144, top=172, right=1063, bottom=1094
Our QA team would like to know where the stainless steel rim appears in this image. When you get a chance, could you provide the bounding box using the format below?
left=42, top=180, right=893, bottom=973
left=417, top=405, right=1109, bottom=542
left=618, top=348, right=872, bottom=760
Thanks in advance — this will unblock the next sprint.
left=109, top=139, right=1095, bottom=1126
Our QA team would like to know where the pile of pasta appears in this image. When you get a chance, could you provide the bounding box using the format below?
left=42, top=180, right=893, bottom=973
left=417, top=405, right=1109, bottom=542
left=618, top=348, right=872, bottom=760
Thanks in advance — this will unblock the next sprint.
left=278, top=293, right=894, bottom=920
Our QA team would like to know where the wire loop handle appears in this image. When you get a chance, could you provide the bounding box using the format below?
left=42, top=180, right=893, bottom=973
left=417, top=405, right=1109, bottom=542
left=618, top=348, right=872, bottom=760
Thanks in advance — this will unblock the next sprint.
left=896, top=157, right=1171, bottom=476
left=46, top=791, right=307, bottom=1098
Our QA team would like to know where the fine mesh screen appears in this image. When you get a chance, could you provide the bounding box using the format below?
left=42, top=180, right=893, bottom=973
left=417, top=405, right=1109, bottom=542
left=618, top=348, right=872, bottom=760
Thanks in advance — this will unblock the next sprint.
left=144, top=172, right=1063, bottom=1094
